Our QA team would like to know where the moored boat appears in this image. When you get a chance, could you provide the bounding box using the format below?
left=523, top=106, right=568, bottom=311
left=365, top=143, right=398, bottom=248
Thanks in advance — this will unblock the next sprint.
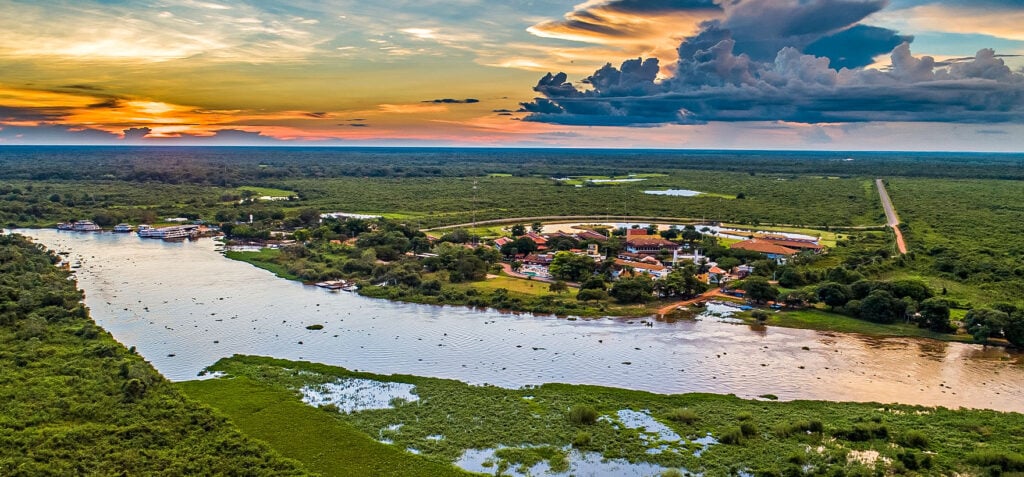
left=113, top=223, right=134, bottom=233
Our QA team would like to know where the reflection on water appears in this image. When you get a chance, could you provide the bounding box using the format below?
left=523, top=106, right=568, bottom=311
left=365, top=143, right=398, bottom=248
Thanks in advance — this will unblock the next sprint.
left=14, top=229, right=1024, bottom=413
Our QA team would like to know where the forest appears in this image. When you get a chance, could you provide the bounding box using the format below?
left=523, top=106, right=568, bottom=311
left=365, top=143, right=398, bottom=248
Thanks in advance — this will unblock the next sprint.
left=0, top=233, right=308, bottom=475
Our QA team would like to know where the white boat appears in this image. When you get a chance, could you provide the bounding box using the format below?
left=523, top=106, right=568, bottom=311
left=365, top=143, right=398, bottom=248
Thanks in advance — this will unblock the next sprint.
left=72, top=221, right=101, bottom=232
left=113, top=223, right=134, bottom=233
left=137, top=225, right=156, bottom=238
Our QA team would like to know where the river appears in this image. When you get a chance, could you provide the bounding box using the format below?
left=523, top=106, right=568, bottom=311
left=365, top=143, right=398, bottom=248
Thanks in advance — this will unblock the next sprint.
left=14, top=229, right=1024, bottom=413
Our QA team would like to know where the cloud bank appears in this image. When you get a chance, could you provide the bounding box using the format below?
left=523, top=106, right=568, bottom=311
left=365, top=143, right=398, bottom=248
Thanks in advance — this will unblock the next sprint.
left=522, top=0, right=1024, bottom=126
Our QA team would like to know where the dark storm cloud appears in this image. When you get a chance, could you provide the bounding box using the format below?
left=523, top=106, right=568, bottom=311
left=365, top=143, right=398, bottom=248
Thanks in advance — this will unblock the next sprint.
left=0, top=124, right=118, bottom=144
left=0, top=106, right=68, bottom=122
left=522, top=0, right=1024, bottom=126
left=88, top=98, right=123, bottom=109
left=805, top=25, right=912, bottom=69
left=122, top=127, right=152, bottom=141
left=423, top=98, right=480, bottom=104
left=598, top=0, right=717, bottom=14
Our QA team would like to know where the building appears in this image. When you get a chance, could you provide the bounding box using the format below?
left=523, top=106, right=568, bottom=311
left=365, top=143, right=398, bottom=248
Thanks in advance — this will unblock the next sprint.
left=707, top=266, right=728, bottom=285
left=625, top=236, right=680, bottom=255
left=575, top=230, right=608, bottom=242
left=729, top=239, right=798, bottom=263
left=759, top=235, right=824, bottom=253
left=613, top=258, right=669, bottom=280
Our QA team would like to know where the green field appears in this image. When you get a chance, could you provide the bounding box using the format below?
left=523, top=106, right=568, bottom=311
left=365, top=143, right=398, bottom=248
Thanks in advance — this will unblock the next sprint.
left=181, top=355, right=1024, bottom=477
left=238, top=186, right=297, bottom=198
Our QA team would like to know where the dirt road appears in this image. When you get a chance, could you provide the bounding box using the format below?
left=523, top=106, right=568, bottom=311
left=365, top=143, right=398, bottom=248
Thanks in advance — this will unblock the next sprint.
left=876, top=179, right=908, bottom=254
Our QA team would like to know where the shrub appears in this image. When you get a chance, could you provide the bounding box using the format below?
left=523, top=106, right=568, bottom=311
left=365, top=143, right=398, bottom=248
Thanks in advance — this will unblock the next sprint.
left=572, top=431, right=592, bottom=447
left=836, top=422, right=889, bottom=441
left=568, top=405, right=598, bottom=425
left=720, top=427, right=745, bottom=445
left=660, top=470, right=685, bottom=477
left=736, top=411, right=753, bottom=421
left=305, top=324, right=324, bottom=330
left=966, top=451, right=1024, bottom=471
left=740, top=421, right=759, bottom=438
left=665, top=408, right=698, bottom=425
left=897, top=430, right=929, bottom=449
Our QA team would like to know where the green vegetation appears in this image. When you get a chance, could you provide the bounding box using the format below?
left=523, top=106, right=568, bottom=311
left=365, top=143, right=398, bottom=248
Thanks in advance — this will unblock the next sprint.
left=184, top=355, right=1024, bottom=476
left=177, top=376, right=468, bottom=477
left=0, top=234, right=307, bottom=475
left=238, top=185, right=297, bottom=198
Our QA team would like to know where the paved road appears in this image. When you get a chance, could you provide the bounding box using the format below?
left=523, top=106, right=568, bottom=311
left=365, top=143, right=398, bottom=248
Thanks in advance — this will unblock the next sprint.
left=876, top=179, right=908, bottom=254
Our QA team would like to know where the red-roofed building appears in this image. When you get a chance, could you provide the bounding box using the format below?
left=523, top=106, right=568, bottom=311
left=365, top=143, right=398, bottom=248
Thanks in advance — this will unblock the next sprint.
left=625, top=236, right=680, bottom=255
left=494, top=237, right=513, bottom=248
left=575, top=230, right=609, bottom=241
left=626, top=229, right=649, bottom=236
left=729, top=239, right=798, bottom=263
left=759, top=237, right=824, bottom=252
left=524, top=232, right=548, bottom=245
left=613, top=258, right=669, bottom=279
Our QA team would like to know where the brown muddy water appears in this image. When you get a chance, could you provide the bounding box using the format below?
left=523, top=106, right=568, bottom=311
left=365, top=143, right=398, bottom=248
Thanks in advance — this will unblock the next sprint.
left=15, top=229, right=1024, bottom=412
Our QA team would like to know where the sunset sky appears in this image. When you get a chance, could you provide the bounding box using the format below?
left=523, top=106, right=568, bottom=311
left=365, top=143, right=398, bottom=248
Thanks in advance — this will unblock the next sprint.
left=1, top=0, right=1023, bottom=150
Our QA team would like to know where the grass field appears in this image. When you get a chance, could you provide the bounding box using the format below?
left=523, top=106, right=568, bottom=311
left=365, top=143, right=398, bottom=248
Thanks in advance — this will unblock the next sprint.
left=178, top=377, right=469, bottom=477
left=466, top=274, right=577, bottom=297
left=225, top=249, right=300, bottom=281
left=238, top=186, right=296, bottom=197
left=181, top=355, right=1024, bottom=477
left=742, top=307, right=975, bottom=343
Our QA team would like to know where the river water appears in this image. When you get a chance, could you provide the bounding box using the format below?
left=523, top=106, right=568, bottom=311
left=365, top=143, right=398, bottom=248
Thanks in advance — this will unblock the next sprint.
left=15, top=229, right=1024, bottom=413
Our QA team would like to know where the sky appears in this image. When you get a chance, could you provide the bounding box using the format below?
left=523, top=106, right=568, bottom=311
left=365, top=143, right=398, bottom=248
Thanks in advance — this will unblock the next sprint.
left=1, top=0, right=1023, bottom=150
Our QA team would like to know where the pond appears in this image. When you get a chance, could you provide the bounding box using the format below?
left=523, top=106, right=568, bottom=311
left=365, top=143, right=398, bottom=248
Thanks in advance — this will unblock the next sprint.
left=13, top=229, right=1024, bottom=412
left=644, top=189, right=702, bottom=197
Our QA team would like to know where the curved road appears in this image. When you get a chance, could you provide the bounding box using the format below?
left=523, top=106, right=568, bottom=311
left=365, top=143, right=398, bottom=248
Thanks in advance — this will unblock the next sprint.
left=424, top=215, right=879, bottom=232
left=876, top=179, right=908, bottom=254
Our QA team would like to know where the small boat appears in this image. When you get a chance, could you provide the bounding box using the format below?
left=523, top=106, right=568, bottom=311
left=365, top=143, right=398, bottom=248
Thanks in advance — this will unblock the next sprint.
left=342, top=284, right=359, bottom=292
left=113, top=223, right=134, bottom=233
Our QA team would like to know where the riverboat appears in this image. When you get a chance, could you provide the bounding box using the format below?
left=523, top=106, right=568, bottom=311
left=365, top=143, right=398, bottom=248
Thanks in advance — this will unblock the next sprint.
left=72, top=221, right=102, bottom=232
left=113, top=223, right=134, bottom=233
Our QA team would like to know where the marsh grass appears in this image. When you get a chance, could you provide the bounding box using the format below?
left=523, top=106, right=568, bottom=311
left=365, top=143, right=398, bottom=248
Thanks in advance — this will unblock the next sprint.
left=179, top=355, right=1024, bottom=476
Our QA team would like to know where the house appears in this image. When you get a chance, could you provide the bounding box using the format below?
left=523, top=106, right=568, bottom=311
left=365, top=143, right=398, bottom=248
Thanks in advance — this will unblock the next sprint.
left=575, top=230, right=608, bottom=242
left=626, top=229, right=649, bottom=236
left=613, top=258, right=669, bottom=280
left=585, top=243, right=601, bottom=259
left=759, top=235, right=824, bottom=253
left=729, top=239, right=798, bottom=264
left=494, top=237, right=513, bottom=248
left=732, top=264, right=755, bottom=278
left=707, top=266, right=728, bottom=285
left=522, top=253, right=554, bottom=266
left=625, top=236, right=680, bottom=255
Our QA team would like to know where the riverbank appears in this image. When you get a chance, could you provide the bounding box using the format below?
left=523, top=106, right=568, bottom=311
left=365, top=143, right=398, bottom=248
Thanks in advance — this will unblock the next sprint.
left=223, top=248, right=987, bottom=344
left=180, top=355, right=1024, bottom=477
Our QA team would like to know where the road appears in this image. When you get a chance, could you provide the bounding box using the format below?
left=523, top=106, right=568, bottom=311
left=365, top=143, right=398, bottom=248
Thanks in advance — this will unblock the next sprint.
left=424, top=215, right=878, bottom=232
left=876, top=179, right=908, bottom=254
left=655, top=288, right=729, bottom=316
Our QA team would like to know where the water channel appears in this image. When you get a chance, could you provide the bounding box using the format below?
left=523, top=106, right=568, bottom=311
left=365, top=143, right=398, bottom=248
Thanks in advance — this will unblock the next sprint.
left=15, top=229, right=1024, bottom=413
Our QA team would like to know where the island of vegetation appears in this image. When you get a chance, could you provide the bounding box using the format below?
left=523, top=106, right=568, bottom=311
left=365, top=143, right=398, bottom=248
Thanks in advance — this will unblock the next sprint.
left=180, top=354, right=1024, bottom=476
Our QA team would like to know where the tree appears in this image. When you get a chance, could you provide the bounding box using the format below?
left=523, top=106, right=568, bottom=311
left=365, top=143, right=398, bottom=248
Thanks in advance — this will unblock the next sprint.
left=298, top=208, right=322, bottom=227
left=531, top=222, right=543, bottom=233
left=577, top=289, right=607, bottom=302
left=964, top=308, right=1010, bottom=344
left=549, top=251, right=595, bottom=282
left=660, top=227, right=679, bottom=240
left=816, top=282, right=852, bottom=311
left=580, top=277, right=607, bottom=291
left=502, top=236, right=537, bottom=257
left=510, top=224, right=526, bottom=237
left=743, top=276, right=778, bottom=304
left=860, top=289, right=899, bottom=324
left=918, top=298, right=953, bottom=333
left=1005, top=310, right=1024, bottom=348
left=549, top=280, right=569, bottom=294
left=609, top=275, right=655, bottom=304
